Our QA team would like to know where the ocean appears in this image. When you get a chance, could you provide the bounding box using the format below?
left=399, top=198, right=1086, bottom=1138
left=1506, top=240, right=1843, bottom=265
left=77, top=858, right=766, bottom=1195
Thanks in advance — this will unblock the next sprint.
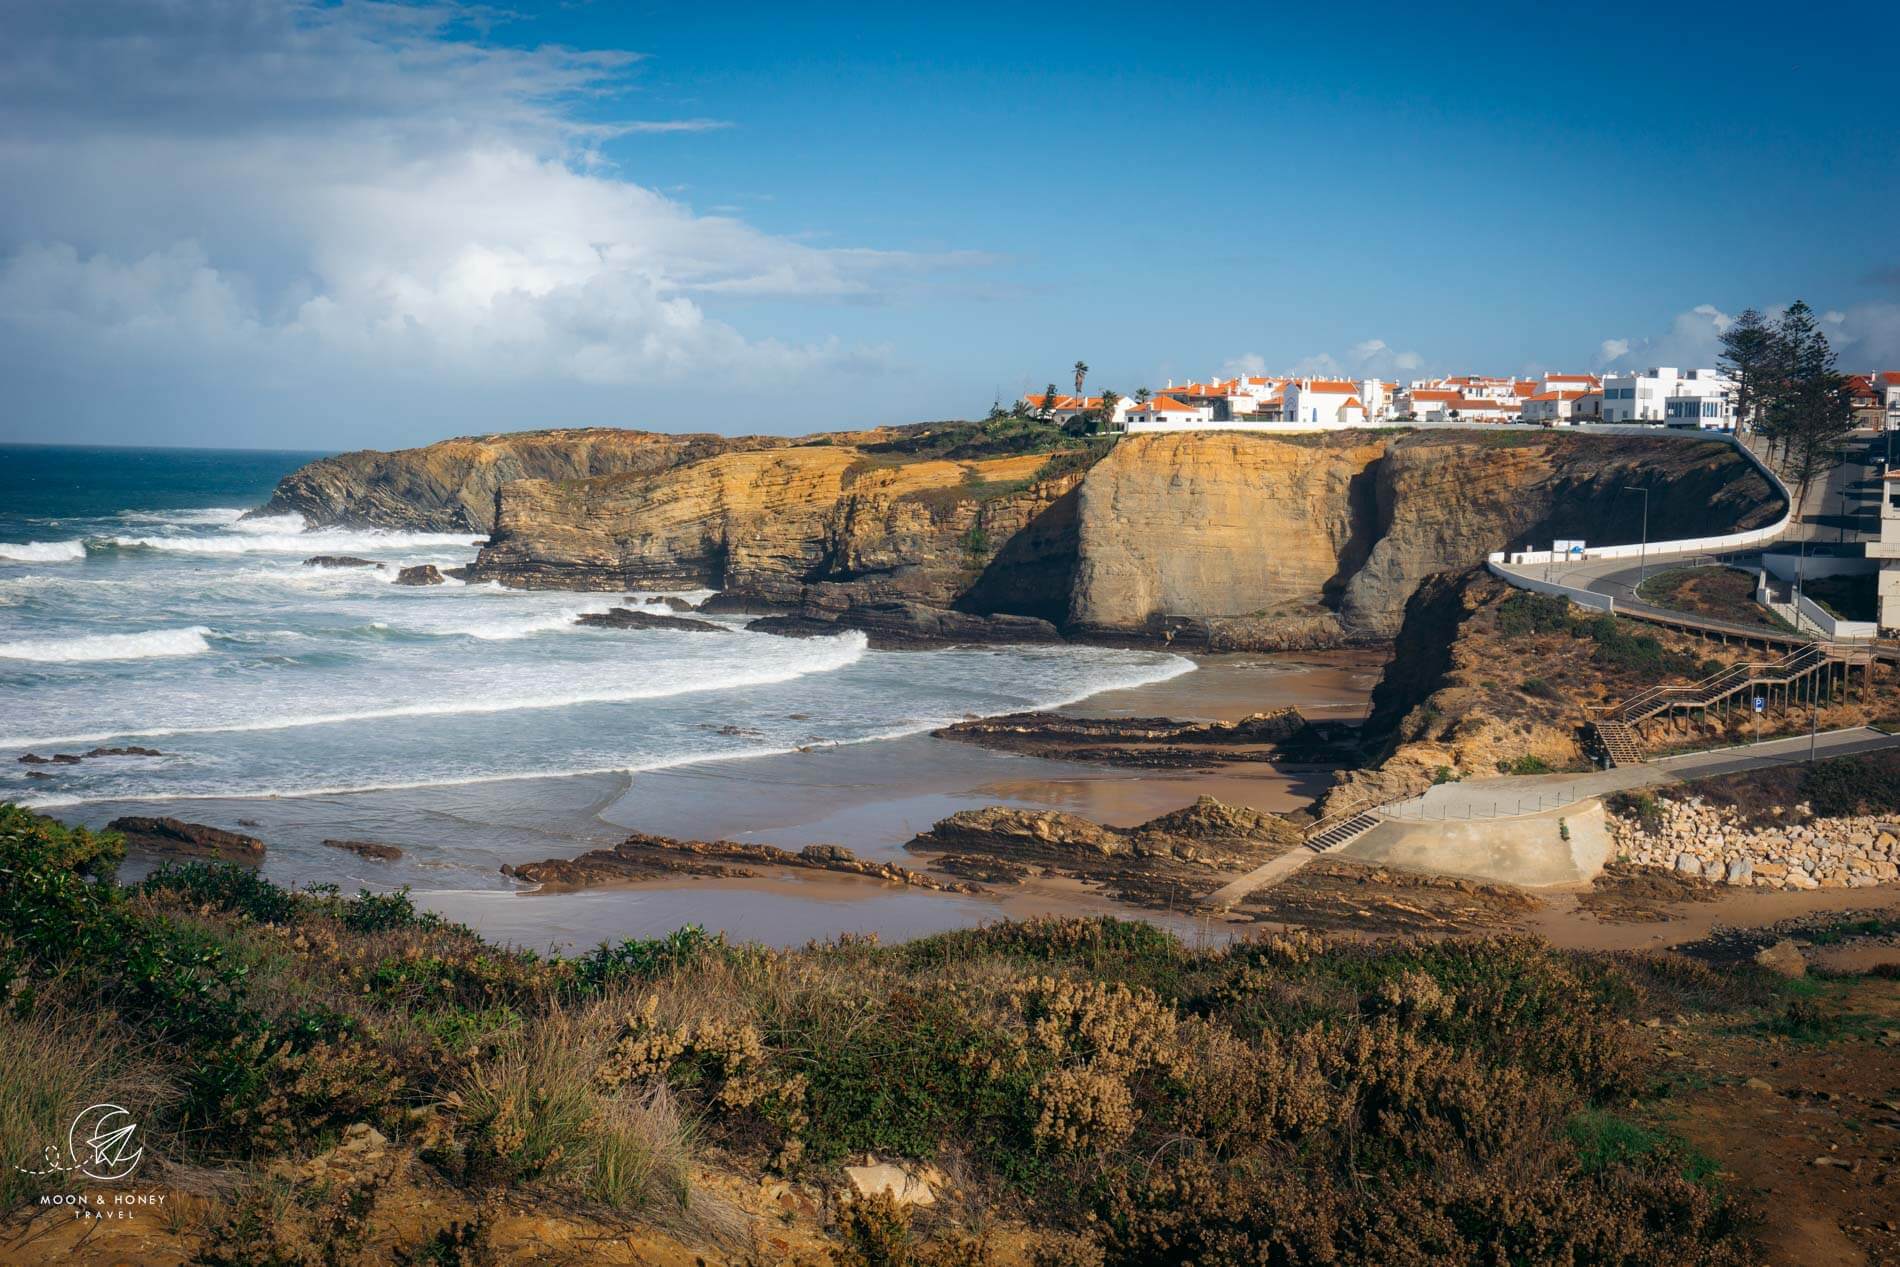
left=0, top=444, right=1195, bottom=913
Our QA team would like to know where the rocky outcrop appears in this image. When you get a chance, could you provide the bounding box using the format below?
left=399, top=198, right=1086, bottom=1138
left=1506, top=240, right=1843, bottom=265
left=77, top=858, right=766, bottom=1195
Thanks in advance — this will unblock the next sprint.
left=394, top=564, right=445, bottom=586
left=500, top=831, right=978, bottom=892
left=107, top=816, right=265, bottom=862
left=254, top=428, right=799, bottom=531
left=574, top=608, right=730, bottom=633
left=746, top=600, right=1061, bottom=648
left=932, top=708, right=1310, bottom=768
left=907, top=796, right=1305, bottom=907
left=19, top=747, right=162, bottom=764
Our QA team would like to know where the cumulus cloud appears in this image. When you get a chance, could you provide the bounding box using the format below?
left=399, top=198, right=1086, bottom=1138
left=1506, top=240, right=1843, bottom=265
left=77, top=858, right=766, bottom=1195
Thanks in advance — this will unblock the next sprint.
left=1222, top=339, right=1424, bottom=381
left=0, top=0, right=976, bottom=441
left=1599, top=301, right=1900, bottom=372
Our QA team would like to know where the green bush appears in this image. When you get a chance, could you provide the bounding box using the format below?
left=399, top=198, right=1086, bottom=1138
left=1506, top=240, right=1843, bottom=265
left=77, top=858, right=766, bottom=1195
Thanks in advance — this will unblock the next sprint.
left=1495, top=592, right=1576, bottom=638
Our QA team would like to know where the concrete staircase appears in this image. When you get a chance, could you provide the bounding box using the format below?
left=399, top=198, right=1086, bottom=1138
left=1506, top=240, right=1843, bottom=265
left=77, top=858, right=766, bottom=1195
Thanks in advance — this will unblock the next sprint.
left=1304, top=811, right=1381, bottom=853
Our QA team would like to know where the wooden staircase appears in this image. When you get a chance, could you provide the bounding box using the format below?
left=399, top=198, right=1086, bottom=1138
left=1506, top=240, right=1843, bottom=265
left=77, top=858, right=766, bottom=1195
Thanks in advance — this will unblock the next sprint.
left=1587, top=640, right=1877, bottom=766
left=1590, top=720, right=1644, bottom=768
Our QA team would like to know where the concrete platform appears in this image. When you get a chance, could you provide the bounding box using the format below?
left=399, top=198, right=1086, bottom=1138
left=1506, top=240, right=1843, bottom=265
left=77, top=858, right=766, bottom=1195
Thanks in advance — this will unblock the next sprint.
left=1335, top=800, right=1611, bottom=888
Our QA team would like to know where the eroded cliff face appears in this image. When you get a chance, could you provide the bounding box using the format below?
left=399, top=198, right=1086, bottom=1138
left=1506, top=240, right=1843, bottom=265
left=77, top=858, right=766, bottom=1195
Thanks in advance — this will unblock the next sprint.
left=1066, top=430, right=1779, bottom=645
left=262, top=424, right=1780, bottom=649
left=254, top=428, right=797, bottom=531
left=468, top=443, right=1088, bottom=606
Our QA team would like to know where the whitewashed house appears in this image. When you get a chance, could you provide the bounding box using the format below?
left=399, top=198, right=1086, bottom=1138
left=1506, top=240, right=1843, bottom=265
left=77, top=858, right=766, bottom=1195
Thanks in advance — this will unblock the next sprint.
left=1122, top=395, right=1216, bottom=430
left=1522, top=389, right=1601, bottom=425
left=1598, top=367, right=1736, bottom=427
left=1281, top=379, right=1366, bottom=427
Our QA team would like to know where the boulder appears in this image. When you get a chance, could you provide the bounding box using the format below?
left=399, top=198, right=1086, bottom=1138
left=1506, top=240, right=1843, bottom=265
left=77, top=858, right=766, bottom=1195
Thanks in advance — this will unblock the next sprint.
left=107, top=816, right=265, bottom=862
left=844, top=1160, right=940, bottom=1208
left=1753, top=939, right=1807, bottom=978
left=1724, top=857, right=1753, bottom=885
left=1674, top=853, right=1701, bottom=875
left=394, top=564, right=445, bottom=586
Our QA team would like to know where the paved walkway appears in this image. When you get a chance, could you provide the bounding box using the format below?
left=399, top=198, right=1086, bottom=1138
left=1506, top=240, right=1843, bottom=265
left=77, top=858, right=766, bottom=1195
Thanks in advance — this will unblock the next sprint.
left=1205, top=726, right=1900, bottom=910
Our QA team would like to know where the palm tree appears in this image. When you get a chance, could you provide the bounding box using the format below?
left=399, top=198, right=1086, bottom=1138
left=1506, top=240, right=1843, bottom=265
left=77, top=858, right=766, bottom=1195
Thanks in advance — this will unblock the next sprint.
left=1073, top=361, right=1089, bottom=396
left=1134, top=386, right=1151, bottom=405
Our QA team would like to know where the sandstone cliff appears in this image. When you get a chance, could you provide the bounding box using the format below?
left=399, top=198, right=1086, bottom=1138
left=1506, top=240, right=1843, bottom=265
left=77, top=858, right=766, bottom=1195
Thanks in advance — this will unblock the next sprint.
left=253, top=427, right=800, bottom=531
left=261, top=423, right=1780, bottom=649
left=1067, top=430, right=1779, bottom=645
left=469, top=441, right=1090, bottom=607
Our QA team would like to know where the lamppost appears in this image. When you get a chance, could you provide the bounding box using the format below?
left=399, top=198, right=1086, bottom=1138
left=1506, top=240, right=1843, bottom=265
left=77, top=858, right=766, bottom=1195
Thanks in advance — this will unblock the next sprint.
left=1622, top=486, right=1650, bottom=589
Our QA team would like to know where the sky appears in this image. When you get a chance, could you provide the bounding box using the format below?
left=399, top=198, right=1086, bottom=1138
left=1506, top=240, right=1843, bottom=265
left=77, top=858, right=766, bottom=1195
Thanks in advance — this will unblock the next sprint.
left=1, top=0, right=1897, bottom=451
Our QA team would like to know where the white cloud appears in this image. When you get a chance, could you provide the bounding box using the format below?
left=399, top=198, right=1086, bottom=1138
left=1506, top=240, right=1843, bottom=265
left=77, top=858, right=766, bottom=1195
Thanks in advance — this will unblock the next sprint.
left=1221, top=353, right=1267, bottom=376
left=1599, top=301, right=1900, bottom=372
left=0, top=0, right=977, bottom=440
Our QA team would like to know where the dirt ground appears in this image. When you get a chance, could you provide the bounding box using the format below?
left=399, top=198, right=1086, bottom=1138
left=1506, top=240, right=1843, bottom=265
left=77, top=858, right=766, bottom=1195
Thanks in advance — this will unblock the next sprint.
left=1633, top=970, right=1900, bottom=1267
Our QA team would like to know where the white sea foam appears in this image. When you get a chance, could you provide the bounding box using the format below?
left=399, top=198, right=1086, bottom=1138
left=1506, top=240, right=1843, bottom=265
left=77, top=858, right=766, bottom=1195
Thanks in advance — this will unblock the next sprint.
left=9, top=648, right=1200, bottom=809
left=0, top=630, right=870, bottom=746
left=95, top=526, right=485, bottom=557
left=413, top=601, right=620, bottom=641
left=112, top=507, right=248, bottom=526
left=0, top=626, right=214, bottom=663
left=0, top=539, right=87, bottom=563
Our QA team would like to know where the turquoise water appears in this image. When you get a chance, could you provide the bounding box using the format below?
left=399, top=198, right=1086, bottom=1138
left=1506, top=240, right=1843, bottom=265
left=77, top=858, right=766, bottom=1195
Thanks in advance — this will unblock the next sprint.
left=0, top=444, right=1194, bottom=897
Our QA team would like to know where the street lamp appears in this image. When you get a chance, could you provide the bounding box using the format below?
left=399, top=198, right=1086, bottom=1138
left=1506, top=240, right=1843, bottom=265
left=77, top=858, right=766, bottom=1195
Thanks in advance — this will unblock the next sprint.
left=1622, top=486, right=1650, bottom=589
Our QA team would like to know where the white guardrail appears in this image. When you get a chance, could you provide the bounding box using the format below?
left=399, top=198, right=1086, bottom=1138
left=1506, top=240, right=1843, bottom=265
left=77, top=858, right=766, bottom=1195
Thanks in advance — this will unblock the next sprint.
left=1485, top=428, right=1794, bottom=612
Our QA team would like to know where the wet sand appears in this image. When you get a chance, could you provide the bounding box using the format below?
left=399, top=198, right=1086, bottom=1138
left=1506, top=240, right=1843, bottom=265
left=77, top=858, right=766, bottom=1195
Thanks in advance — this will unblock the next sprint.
left=415, top=651, right=1384, bottom=948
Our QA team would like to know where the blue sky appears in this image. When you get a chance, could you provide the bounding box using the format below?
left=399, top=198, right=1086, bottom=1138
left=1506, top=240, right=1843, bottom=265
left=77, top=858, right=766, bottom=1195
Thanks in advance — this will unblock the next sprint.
left=1, top=0, right=1896, bottom=449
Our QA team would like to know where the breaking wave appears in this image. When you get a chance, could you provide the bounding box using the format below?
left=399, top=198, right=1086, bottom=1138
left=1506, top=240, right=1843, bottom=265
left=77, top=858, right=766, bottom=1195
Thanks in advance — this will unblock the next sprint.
left=0, top=626, right=214, bottom=663
left=0, top=540, right=87, bottom=564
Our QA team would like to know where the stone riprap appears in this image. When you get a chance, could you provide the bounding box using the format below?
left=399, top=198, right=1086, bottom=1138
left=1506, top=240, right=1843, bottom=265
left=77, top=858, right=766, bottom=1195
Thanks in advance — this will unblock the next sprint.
left=1607, top=797, right=1900, bottom=890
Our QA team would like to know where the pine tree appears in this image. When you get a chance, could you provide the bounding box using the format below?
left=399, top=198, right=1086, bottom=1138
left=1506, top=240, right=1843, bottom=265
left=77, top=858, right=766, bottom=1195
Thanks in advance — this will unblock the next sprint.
left=1774, top=300, right=1853, bottom=513
left=1718, top=307, right=1778, bottom=438
left=1041, top=384, right=1060, bottom=420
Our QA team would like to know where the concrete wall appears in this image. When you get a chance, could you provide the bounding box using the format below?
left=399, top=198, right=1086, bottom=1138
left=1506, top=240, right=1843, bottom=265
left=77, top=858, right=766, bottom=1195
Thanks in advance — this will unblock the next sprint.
left=1485, top=557, right=1614, bottom=611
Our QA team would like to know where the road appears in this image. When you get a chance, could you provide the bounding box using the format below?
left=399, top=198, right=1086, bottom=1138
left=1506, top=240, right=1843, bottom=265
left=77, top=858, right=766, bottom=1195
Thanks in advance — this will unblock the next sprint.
left=1504, top=429, right=1887, bottom=633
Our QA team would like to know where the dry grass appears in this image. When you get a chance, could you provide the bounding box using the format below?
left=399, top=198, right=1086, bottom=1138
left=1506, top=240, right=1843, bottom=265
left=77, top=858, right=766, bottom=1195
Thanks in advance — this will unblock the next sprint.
left=0, top=998, right=173, bottom=1208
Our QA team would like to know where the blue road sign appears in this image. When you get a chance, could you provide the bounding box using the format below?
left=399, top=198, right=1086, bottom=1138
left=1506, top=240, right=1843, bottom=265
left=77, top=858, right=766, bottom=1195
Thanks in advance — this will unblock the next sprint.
left=1753, top=696, right=1765, bottom=712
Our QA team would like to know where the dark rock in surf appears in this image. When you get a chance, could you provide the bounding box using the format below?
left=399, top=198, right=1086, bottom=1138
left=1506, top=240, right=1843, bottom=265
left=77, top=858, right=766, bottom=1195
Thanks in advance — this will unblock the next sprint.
left=574, top=607, right=729, bottom=634
left=83, top=746, right=163, bottom=758
left=303, top=555, right=383, bottom=569
left=747, top=600, right=1061, bottom=649
left=629, top=595, right=698, bottom=612
left=106, top=816, right=266, bottom=862
left=322, top=838, right=403, bottom=861
left=394, top=564, right=446, bottom=586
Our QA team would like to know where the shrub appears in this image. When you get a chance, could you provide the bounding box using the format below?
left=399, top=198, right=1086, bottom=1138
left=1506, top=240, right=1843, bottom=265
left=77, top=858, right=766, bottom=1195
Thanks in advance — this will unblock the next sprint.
left=1519, top=676, right=1561, bottom=699
left=1499, top=754, right=1555, bottom=775
left=1495, top=592, right=1575, bottom=638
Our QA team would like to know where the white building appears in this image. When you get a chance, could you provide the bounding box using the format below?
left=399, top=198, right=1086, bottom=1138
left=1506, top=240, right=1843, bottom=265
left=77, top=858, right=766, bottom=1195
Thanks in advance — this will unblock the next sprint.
left=1359, top=378, right=1395, bottom=422
left=1018, top=392, right=1135, bottom=429
left=1881, top=372, right=1900, bottom=430
left=1282, top=379, right=1366, bottom=427
left=1598, top=367, right=1735, bottom=427
left=1122, top=395, right=1216, bottom=430
left=1522, top=389, right=1601, bottom=425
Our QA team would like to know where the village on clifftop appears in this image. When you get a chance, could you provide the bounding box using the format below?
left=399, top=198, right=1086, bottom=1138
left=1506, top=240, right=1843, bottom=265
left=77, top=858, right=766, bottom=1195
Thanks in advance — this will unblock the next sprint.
left=1022, top=368, right=1900, bottom=434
